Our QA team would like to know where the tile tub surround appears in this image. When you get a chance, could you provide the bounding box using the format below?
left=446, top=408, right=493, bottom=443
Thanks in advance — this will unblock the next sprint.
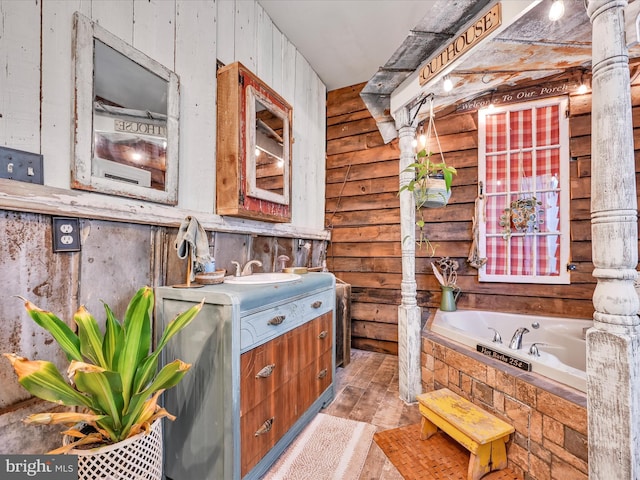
left=421, top=330, right=587, bottom=480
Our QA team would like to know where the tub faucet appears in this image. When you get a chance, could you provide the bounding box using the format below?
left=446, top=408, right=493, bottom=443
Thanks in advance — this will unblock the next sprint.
left=488, top=327, right=502, bottom=344
left=528, top=343, right=547, bottom=357
left=509, top=327, right=530, bottom=350
left=231, top=260, right=263, bottom=276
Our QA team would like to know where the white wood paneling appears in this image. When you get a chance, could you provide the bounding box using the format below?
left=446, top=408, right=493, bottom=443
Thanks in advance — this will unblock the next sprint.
left=41, top=1, right=84, bottom=188
left=90, top=1, right=133, bottom=44
left=216, top=0, right=235, bottom=66
left=132, top=0, right=176, bottom=70
left=282, top=36, right=297, bottom=106
left=255, top=3, right=273, bottom=86
left=0, top=1, right=40, bottom=151
left=312, top=71, right=327, bottom=228
left=291, top=53, right=326, bottom=228
left=234, top=0, right=256, bottom=71
left=175, top=0, right=217, bottom=212
left=271, top=26, right=284, bottom=97
left=0, top=0, right=329, bottom=237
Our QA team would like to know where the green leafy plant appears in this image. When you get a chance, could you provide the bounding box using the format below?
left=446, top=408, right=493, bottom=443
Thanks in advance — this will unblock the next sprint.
left=3, top=286, right=203, bottom=453
left=401, top=148, right=457, bottom=202
left=399, top=148, right=457, bottom=251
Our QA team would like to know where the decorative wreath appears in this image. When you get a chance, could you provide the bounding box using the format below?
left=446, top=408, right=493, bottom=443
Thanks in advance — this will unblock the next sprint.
left=500, top=197, right=544, bottom=239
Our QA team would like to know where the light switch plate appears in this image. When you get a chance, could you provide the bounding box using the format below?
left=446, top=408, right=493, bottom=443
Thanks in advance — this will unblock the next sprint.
left=0, top=146, right=44, bottom=184
left=52, top=217, right=81, bottom=252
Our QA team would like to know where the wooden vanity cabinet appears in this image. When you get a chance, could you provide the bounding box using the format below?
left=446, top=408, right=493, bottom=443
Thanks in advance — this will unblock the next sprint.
left=155, top=273, right=335, bottom=480
left=239, top=311, right=333, bottom=475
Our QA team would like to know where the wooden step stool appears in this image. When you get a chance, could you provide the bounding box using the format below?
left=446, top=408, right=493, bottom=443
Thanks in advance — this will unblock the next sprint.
left=417, top=388, right=515, bottom=480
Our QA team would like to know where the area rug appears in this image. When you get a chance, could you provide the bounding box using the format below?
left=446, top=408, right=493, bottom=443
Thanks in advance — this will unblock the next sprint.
left=374, top=423, right=522, bottom=480
left=262, top=413, right=377, bottom=480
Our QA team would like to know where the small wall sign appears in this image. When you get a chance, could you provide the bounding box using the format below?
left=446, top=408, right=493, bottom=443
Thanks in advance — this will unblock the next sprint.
left=476, top=344, right=532, bottom=372
left=456, top=79, right=580, bottom=113
left=419, top=3, right=502, bottom=86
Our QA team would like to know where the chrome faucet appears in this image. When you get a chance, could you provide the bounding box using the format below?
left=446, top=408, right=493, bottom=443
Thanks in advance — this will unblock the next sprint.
left=528, top=343, right=547, bottom=357
left=231, top=260, right=263, bottom=276
left=488, top=327, right=502, bottom=344
left=509, top=327, right=530, bottom=350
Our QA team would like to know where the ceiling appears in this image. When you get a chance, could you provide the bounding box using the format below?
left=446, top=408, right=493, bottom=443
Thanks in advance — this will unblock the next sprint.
left=257, top=0, right=436, bottom=91
left=260, top=0, right=638, bottom=142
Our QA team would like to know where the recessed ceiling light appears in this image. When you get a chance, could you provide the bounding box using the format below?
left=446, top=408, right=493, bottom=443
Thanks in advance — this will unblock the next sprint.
left=443, top=77, right=454, bottom=92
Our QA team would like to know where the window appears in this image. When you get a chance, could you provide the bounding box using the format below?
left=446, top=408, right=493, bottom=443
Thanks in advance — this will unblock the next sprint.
left=478, top=97, right=570, bottom=284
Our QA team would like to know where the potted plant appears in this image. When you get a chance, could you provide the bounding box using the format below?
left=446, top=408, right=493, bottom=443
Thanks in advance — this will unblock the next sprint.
left=402, top=148, right=457, bottom=209
left=399, top=148, right=457, bottom=252
left=3, top=286, right=203, bottom=480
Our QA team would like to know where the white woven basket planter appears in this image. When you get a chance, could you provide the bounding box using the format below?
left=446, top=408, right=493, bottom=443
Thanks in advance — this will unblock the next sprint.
left=414, top=177, right=451, bottom=209
left=65, top=418, right=163, bottom=480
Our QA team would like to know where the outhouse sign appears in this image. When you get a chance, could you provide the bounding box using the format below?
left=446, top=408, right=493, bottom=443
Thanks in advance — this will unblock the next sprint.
left=419, top=3, right=502, bottom=86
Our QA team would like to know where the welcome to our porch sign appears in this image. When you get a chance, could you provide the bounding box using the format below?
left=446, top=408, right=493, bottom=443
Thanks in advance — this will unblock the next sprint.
left=419, top=3, right=502, bottom=86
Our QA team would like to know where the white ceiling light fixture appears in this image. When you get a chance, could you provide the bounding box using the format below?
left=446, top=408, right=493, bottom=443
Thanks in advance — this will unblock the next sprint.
left=549, top=0, right=565, bottom=21
left=443, top=76, right=454, bottom=92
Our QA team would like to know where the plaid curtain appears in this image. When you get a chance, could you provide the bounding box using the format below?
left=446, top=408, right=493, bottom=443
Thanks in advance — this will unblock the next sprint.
left=483, top=103, right=561, bottom=277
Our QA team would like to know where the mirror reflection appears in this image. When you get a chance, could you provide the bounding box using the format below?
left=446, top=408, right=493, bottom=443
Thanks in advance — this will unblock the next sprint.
left=93, top=40, right=168, bottom=190
left=72, top=12, right=180, bottom=205
left=255, top=98, right=285, bottom=195
left=247, top=87, right=290, bottom=205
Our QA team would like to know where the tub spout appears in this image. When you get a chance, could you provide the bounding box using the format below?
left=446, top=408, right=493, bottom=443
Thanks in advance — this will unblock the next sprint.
left=509, top=327, right=530, bottom=350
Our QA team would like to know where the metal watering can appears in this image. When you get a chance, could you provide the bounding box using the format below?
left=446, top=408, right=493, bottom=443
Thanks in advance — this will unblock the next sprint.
left=440, top=285, right=462, bottom=311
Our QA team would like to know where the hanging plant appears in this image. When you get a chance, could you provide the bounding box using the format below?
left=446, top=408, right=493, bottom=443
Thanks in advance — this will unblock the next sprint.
left=500, top=197, right=544, bottom=238
left=398, top=97, right=457, bottom=252
left=404, top=149, right=457, bottom=209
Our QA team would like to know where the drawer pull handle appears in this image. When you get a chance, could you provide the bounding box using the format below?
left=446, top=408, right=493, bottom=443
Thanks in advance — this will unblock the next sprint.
left=317, top=368, right=328, bottom=379
left=311, top=300, right=322, bottom=308
left=318, top=330, right=328, bottom=339
left=256, top=364, right=276, bottom=378
left=268, top=315, right=285, bottom=326
left=255, top=417, right=274, bottom=436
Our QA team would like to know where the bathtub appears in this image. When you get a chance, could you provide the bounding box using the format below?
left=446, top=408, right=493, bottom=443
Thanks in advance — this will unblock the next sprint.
left=428, top=309, right=592, bottom=392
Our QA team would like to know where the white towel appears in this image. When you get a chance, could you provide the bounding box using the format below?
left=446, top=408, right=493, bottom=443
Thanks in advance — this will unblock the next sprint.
left=175, top=216, right=211, bottom=280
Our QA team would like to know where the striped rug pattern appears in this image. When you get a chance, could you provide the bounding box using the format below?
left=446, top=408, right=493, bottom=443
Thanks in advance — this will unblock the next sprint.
left=263, top=413, right=377, bottom=480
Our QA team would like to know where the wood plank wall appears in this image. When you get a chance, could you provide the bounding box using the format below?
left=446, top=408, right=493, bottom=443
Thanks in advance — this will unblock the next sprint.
left=325, top=70, right=640, bottom=355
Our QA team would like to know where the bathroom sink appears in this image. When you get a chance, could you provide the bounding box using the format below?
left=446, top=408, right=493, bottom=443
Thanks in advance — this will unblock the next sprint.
left=224, top=272, right=301, bottom=285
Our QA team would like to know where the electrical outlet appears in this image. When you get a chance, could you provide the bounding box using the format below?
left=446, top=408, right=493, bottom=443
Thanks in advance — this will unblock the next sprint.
left=0, top=146, right=44, bottom=184
left=52, top=217, right=81, bottom=252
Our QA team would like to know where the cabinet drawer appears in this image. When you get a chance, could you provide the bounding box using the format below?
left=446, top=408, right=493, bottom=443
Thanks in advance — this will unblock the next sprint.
left=240, top=288, right=334, bottom=351
left=240, top=331, right=295, bottom=414
left=296, top=349, right=333, bottom=417
left=313, top=311, right=333, bottom=356
left=296, top=311, right=333, bottom=371
left=240, top=379, right=297, bottom=477
left=299, top=288, right=334, bottom=319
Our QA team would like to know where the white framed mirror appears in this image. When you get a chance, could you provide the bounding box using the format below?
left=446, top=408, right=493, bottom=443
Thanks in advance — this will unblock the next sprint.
left=72, top=12, right=179, bottom=205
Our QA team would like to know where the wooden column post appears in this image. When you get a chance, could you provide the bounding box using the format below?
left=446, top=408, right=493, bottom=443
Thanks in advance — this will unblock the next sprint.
left=587, top=0, right=640, bottom=477
left=395, top=107, right=422, bottom=403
